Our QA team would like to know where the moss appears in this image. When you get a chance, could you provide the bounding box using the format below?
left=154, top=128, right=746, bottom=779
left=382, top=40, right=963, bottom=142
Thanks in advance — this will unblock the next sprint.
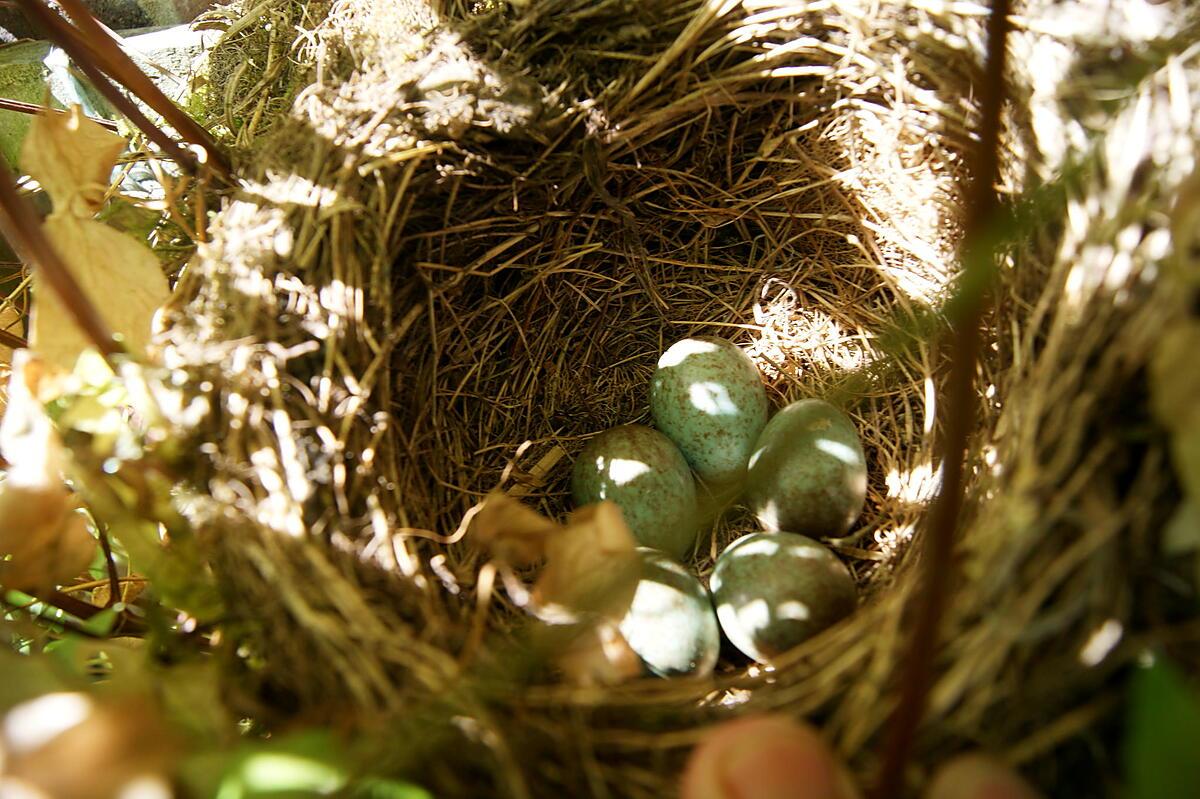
left=0, top=41, right=51, bottom=168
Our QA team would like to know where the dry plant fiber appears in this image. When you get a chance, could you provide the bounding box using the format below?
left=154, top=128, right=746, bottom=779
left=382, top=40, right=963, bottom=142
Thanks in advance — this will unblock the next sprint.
left=120, top=0, right=1200, bottom=795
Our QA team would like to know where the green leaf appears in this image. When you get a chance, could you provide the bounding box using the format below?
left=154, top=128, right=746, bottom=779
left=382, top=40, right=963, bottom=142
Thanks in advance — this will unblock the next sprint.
left=1150, top=322, right=1200, bottom=500
left=1124, top=656, right=1200, bottom=799
left=107, top=518, right=223, bottom=622
left=212, top=732, right=350, bottom=799
left=351, top=778, right=434, bottom=799
left=227, top=752, right=345, bottom=796
left=78, top=605, right=121, bottom=637
left=156, top=660, right=232, bottom=743
left=0, top=649, right=69, bottom=708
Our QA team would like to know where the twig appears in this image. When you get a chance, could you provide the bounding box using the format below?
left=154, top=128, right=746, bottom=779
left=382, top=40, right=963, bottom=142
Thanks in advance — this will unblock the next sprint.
left=97, top=523, right=122, bottom=608
left=31, top=588, right=106, bottom=618
left=31, top=590, right=146, bottom=635
left=0, top=326, right=27, bottom=349
left=15, top=0, right=214, bottom=178
left=0, top=96, right=120, bottom=131
left=869, top=1, right=1012, bottom=797
left=60, top=576, right=148, bottom=594
left=51, top=0, right=234, bottom=180
left=0, top=158, right=123, bottom=358
left=3, top=592, right=146, bottom=638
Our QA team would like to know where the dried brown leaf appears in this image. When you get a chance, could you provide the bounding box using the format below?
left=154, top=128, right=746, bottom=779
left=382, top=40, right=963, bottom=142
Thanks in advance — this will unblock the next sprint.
left=556, top=619, right=643, bottom=687
left=472, top=489, right=562, bottom=567
left=0, top=502, right=96, bottom=592
left=0, top=692, right=176, bottom=799
left=92, top=575, right=147, bottom=608
left=0, top=351, right=96, bottom=592
left=473, top=494, right=643, bottom=685
left=533, top=501, right=640, bottom=622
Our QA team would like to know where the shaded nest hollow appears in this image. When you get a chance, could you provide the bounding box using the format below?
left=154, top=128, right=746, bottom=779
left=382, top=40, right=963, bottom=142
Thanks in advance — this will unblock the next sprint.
left=147, top=0, right=1198, bottom=796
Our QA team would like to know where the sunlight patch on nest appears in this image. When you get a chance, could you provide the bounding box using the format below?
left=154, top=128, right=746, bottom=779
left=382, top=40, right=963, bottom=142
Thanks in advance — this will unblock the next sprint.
left=874, top=522, right=917, bottom=562
left=832, top=86, right=962, bottom=305
left=1079, top=618, right=1124, bottom=667
left=746, top=279, right=869, bottom=380
left=885, top=460, right=942, bottom=506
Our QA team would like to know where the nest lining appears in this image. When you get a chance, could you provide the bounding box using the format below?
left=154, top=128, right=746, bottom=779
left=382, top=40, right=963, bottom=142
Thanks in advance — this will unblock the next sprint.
left=137, top=0, right=1200, bottom=796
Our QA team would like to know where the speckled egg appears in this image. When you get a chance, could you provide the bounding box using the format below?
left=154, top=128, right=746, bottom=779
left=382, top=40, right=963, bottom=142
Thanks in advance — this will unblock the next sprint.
left=710, top=531, right=857, bottom=663
left=743, top=399, right=867, bottom=536
left=650, top=336, right=769, bottom=486
left=618, top=548, right=720, bottom=677
left=571, top=425, right=700, bottom=558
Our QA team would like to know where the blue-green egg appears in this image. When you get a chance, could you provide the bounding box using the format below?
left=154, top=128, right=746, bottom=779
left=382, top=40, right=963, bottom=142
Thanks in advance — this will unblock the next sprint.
left=618, top=548, right=719, bottom=677
left=744, top=399, right=867, bottom=536
left=650, top=336, right=769, bottom=486
left=711, top=531, right=857, bottom=663
left=571, top=425, right=699, bottom=559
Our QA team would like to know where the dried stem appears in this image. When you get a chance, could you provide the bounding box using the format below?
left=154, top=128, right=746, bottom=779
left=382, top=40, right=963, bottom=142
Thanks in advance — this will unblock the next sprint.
left=52, top=0, right=234, bottom=179
left=0, top=97, right=120, bottom=131
left=868, top=1, right=1012, bottom=796
left=8, top=591, right=146, bottom=637
left=97, top=524, right=122, bottom=608
left=16, top=0, right=217, bottom=178
left=0, top=327, right=27, bottom=350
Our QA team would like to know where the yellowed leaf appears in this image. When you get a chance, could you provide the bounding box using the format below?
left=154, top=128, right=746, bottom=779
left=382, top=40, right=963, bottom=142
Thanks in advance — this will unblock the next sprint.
left=21, top=106, right=126, bottom=216
left=1150, top=320, right=1200, bottom=432
left=19, top=107, right=170, bottom=371
left=30, top=214, right=170, bottom=371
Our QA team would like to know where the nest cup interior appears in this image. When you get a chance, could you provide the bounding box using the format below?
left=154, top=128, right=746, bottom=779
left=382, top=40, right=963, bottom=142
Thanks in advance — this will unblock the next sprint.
left=182, top=0, right=992, bottom=713
left=385, top=17, right=970, bottom=605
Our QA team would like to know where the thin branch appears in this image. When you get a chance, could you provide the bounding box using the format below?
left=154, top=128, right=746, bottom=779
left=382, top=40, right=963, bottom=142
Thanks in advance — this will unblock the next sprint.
left=869, top=1, right=1012, bottom=796
left=0, top=158, right=123, bottom=358
left=31, top=590, right=147, bottom=636
left=32, top=588, right=106, bottom=618
left=96, top=523, right=122, bottom=608
left=0, top=96, right=120, bottom=131
left=51, top=0, right=234, bottom=179
left=16, top=0, right=209, bottom=177
left=3, top=592, right=146, bottom=637
left=0, top=326, right=27, bottom=350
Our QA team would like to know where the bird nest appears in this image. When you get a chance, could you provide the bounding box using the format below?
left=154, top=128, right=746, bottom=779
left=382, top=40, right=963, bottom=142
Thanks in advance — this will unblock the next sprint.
left=96, top=0, right=1200, bottom=795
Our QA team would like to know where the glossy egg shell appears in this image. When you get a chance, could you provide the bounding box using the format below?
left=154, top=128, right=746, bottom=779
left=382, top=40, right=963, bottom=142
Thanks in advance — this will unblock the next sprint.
left=650, top=336, right=769, bottom=486
left=618, top=548, right=720, bottom=677
left=744, top=399, right=867, bottom=536
left=571, top=425, right=700, bottom=559
left=710, top=531, right=857, bottom=663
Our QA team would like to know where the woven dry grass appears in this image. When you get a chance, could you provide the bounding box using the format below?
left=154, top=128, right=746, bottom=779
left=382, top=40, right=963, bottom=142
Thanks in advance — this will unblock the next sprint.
left=93, top=0, right=1200, bottom=795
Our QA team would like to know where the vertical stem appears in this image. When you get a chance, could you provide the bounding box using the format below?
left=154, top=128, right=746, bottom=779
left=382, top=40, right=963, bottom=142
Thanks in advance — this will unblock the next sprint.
left=97, top=524, right=123, bottom=607
left=869, top=1, right=1012, bottom=796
